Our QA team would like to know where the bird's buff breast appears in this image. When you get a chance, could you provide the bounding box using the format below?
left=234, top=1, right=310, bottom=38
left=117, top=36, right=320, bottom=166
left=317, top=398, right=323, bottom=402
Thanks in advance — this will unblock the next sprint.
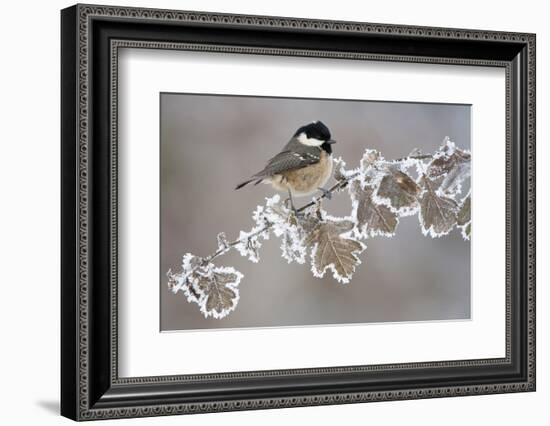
left=270, top=151, right=333, bottom=197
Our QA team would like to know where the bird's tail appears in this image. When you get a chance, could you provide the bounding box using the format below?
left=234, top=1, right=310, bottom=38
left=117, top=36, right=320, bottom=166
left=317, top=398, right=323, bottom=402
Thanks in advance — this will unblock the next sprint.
left=235, top=176, right=264, bottom=190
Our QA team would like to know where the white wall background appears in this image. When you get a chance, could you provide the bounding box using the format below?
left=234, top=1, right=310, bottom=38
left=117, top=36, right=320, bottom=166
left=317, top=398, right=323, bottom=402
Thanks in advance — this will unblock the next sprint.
left=0, top=0, right=546, bottom=424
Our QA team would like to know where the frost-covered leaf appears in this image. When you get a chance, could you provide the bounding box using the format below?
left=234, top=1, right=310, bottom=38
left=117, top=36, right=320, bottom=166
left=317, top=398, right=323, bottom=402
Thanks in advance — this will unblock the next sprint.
left=419, top=176, right=459, bottom=237
left=306, top=218, right=365, bottom=284
left=332, top=157, right=361, bottom=194
left=333, top=157, right=349, bottom=182
left=252, top=194, right=287, bottom=236
left=278, top=213, right=311, bottom=264
left=234, top=195, right=284, bottom=263
left=461, top=222, right=471, bottom=240
left=299, top=212, right=322, bottom=234
left=428, top=138, right=471, bottom=177
left=375, top=167, right=420, bottom=215
left=167, top=253, right=202, bottom=296
left=357, top=150, right=386, bottom=185
left=167, top=254, right=243, bottom=319
left=428, top=137, right=471, bottom=194
left=359, top=149, right=382, bottom=171
left=191, top=265, right=242, bottom=319
left=457, top=193, right=471, bottom=226
left=456, top=192, right=471, bottom=240
left=350, top=181, right=398, bottom=238
left=280, top=229, right=307, bottom=264
left=441, top=162, right=470, bottom=194
left=166, top=269, right=180, bottom=293
left=251, top=194, right=312, bottom=264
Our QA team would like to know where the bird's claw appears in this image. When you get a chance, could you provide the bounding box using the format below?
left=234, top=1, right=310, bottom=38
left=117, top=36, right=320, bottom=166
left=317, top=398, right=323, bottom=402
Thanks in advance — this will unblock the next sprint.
left=284, top=197, right=304, bottom=218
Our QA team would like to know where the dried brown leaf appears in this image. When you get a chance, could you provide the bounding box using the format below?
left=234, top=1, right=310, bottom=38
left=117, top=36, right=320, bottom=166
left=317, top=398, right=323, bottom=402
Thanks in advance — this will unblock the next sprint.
left=428, top=140, right=471, bottom=193
left=419, top=177, right=459, bottom=237
left=375, top=167, right=420, bottom=214
left=191, top=266, right=242, bottom=319
left=456, top=194, right=471, bottom=226
left=462, top=222, right=471, bottom=240
left=351, top=181, right=398, bottom=238
left=429, top=147, right=470, bottom=178
left=333, top=157, right=348, bottom=182
left=457, top=193, right=471, bottom=240
left=306, top=219, right=365, bottom=284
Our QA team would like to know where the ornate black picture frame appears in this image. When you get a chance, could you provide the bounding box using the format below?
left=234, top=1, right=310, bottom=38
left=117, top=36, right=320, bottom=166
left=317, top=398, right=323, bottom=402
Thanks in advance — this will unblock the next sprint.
left=61, top=4, right=536, bottom=421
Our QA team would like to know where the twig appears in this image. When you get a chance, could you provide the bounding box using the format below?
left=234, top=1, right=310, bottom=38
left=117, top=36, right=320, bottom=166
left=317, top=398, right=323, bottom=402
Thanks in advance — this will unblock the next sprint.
left=387, top=154, right=434, bottom=163
left=205, top=223, right=270, bottom=263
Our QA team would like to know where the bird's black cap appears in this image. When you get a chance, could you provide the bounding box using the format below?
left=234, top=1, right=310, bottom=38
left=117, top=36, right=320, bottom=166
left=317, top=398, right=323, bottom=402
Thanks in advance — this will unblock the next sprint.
left=294, top=121, right=332, bottom=142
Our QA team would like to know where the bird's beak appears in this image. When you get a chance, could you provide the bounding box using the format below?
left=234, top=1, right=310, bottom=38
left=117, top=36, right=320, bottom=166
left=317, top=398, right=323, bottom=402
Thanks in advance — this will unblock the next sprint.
left=327, top=139, right=337, bottom=144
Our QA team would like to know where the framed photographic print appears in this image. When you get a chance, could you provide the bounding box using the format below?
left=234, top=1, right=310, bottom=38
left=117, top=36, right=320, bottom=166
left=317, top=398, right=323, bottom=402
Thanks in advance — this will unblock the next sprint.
left=61, top=4, right=536, bottom=421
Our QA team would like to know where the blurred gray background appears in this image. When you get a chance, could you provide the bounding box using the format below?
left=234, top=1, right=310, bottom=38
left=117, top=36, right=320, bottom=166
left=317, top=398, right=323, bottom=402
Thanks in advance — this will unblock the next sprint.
left=160, top=93, right=471, bottom=331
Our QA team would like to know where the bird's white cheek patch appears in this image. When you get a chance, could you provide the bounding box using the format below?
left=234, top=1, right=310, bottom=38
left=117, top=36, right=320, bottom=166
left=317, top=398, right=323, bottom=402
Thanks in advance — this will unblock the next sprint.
left=297, top=132, right=324, bottom=147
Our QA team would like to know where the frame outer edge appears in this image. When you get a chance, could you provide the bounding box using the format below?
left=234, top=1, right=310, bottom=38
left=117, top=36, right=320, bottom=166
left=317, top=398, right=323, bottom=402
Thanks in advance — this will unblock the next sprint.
left=61, top=4, right=80, bottom=422
left=66, top=4, right=536, bottom=421
left=527, top=33, right=536, bottom=390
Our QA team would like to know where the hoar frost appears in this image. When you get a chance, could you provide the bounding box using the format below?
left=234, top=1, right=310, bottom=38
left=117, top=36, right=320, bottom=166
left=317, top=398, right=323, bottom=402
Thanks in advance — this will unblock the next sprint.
left=168, top=137, right=471, bottom=319
left=167, top=254, right=243, bottom=319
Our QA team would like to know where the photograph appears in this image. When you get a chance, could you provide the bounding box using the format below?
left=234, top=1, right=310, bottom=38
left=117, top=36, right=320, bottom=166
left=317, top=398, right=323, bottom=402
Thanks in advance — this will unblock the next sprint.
left=161, top=93, right=472, bottom=331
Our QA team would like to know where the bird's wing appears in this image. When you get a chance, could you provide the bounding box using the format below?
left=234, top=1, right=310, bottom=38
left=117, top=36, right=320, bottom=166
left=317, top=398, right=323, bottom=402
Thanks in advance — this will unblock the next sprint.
left=253, top=147, right=321, bottom=178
